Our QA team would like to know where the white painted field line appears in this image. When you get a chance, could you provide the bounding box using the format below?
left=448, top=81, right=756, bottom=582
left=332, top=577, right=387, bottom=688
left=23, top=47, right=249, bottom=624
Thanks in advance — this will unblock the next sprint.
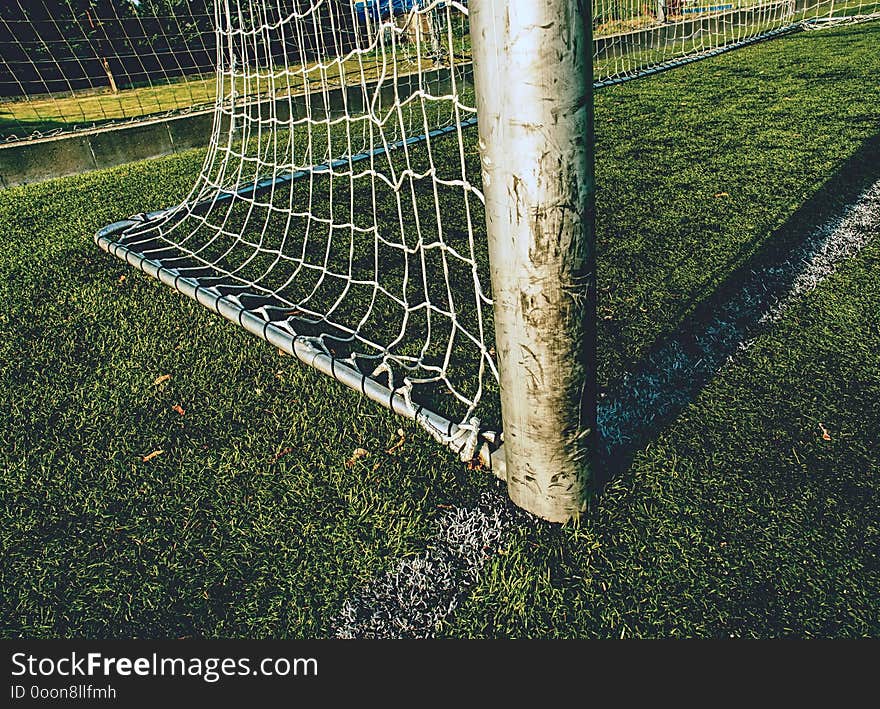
left=758, top=181, right=880, bottom=326
left=331, top=178, right=880, bottom=639
left=599, top=178, right=880, bottom=454
left=332, top=487, right=531, bottom=638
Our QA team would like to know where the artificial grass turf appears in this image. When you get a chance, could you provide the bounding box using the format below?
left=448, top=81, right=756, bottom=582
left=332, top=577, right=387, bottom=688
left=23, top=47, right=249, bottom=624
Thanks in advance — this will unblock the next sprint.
left=0, top=157, right=458, bottom=636
left=1, top=21, right=879, bottom=637
left=447, top=234, right=880, bottom=638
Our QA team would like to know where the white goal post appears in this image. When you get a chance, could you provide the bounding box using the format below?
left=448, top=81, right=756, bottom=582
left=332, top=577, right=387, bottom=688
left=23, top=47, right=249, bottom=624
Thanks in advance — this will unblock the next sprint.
left=85, top=0, right=878, bottom=522
left=471, top=1, right=595, bottom=521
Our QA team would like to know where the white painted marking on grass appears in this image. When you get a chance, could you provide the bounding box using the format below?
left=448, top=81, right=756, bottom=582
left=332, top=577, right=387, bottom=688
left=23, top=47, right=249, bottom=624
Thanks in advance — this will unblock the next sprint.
left=759, top=180, right=880, bottom=326
left=332, top=488, right=532, bottom=638
left=331, top=178, right=880, bottom=638
left=599, top=178, right=880, bottom=455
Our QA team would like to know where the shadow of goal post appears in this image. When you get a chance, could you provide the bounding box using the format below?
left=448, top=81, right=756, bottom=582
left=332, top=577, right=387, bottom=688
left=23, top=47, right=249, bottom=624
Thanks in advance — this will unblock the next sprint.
left=472, top=0, right=596, bottom=523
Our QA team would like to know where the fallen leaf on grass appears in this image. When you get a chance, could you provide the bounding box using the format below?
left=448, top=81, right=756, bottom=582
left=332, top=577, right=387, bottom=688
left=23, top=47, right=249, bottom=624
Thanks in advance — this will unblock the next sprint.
left=141, top=450, right=164, bottom=462
left=714, top=192, right=730, bottom=198
left=171, top=404, right=185, bottom=417
left=819, top=423, right=831, bottom=441
left=270, top=447, right=294, bottom=464
left=345, top=448, right=370, bottom=468
left=385, top=428, right=406, bottom=454
left=154, top=374, right=171, bottom=386
left=118, top=275, right=127, bottom=284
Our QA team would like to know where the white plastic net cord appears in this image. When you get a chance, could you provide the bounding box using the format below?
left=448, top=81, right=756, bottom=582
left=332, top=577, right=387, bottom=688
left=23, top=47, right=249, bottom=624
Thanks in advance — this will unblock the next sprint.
left=97, top=1, right=499, bottom=463
left=593, top=0, right=879, bottom=85
left=92, top=0, right=877, bottom=461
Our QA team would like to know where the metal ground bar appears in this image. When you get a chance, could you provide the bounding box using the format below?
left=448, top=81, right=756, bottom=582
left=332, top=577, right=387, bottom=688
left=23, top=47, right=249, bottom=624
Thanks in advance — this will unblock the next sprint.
left=95, top=220, right=505, bottom=481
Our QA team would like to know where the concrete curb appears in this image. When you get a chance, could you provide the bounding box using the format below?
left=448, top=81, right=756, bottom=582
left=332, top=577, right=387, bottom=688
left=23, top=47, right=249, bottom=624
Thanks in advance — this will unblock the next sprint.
left=0, top=110, right=215, bottom=189
left=0, top=64, right=470, bottom=190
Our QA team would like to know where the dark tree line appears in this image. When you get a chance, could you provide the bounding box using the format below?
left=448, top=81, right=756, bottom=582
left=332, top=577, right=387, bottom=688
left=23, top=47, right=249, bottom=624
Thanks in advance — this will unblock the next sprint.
left=0, top=1, right=215, bottom=97
left=0, top=1, right=361, bottom=99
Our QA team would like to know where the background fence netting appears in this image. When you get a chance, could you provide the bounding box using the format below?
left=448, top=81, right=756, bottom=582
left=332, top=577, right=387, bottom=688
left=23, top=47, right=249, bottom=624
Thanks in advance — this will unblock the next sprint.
left=4, top=1, right=878, bottom=142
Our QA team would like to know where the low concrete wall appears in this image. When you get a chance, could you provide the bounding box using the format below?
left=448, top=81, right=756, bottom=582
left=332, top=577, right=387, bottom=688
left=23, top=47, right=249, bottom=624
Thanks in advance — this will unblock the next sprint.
left=0, top=110, right=215, bottom=189
left=0, top=65, right=472, bottom=190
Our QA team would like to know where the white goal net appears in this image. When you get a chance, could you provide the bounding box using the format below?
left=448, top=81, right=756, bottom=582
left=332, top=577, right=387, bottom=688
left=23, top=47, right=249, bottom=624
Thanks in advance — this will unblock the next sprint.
left=594, top=0, right=879, bottom=85
left=98, top=1, right=498, bottom=463
left=89, top=0, right=877, bottom=470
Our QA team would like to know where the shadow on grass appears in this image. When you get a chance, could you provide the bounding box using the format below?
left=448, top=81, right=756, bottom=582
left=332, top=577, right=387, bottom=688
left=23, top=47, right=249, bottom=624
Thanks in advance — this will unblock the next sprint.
left=0, top=116, right=81, bottom=139
left=594, top=129, right=880, bottom=490
left=0, top=110, right=192, bottom=140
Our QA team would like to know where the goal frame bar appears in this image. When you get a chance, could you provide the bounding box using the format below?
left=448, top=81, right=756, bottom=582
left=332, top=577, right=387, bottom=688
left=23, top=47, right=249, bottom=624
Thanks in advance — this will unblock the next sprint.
left=96, top=217, right=505, bottom=476
left=94, top=2, right=850, bottom=521
left=94, top=110, right=503, bottom=481
left=97, top=0, right=589, bottom=523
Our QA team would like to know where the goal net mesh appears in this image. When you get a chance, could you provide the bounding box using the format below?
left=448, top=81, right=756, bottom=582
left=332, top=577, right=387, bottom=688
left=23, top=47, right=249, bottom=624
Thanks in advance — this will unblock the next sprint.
left=77, top=0, right=874, bottom=453
left=98, top=1, right=499, bottom=453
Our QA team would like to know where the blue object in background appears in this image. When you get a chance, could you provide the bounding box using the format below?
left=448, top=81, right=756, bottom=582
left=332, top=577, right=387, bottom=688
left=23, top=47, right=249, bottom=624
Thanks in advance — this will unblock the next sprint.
left=681, top=4, right=734, bottom=13
left=353, top=0, right=421, bottom=24
left=352, top=0, right=465, bottom=25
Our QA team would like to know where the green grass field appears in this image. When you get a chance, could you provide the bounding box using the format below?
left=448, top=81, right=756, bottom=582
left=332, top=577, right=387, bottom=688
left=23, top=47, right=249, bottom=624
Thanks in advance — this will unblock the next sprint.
left=1, top=21, right=878, bottom=638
